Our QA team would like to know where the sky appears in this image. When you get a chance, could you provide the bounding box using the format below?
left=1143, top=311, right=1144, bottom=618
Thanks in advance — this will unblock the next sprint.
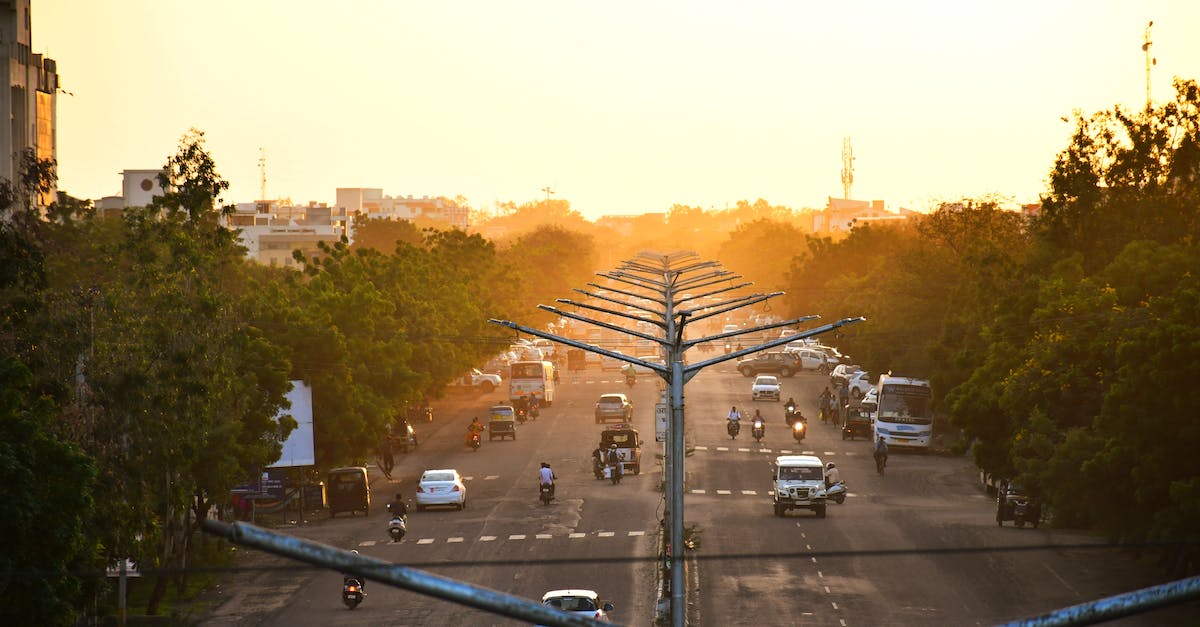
left=35, top=1, right=1200, bottom=221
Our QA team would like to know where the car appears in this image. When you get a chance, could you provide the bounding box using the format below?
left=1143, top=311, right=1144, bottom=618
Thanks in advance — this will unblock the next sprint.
left=736, top=351, right=802, bottom=377
left=772, top=455, right=828, bottom=518
left=448, top=368, right=501, bottom=393
left=829, top=363, right=864, bottom=388
left=539, top=589, right=615, bottom=623
left=782, top=346, right=831, bottom=373
left=594, top=393, right=633, bottom=424
left=751, top=375, right=781, bottom=401
left=415, top=468, right=466, bottom=511
left=844, top=371, right=872, bottom=399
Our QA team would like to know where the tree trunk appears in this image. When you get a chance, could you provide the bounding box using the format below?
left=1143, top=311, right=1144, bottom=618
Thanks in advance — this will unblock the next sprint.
left=145, top=514, right=177, bottom=615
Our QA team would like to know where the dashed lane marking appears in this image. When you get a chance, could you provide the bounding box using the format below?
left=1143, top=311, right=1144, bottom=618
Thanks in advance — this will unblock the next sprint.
left=447, top=537, right=464, bottom=543
left=598, top=531, right=615, bottom=537
left=417, top=538, right=434, bottom=545
left=480, top=536, right=497, bottom=542
left=741, top=490, right=757, bottom=495
left=484, top=475, right=499, bottom=480
left=569, top=533, right=586, bottom=539
left=536, top=534, right=553, bottom=540
left=628, top=531, right=645, bottom=536
left=358, top=540, right=377, bottom=547
left=509, top=534, right=526, bottom=540
left=690, top=489, right=706, bottom=494
left=716, top=490, right=732, bottom=495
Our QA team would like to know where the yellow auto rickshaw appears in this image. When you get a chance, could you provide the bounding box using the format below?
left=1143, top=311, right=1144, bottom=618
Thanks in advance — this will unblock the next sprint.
left=488, top=404, right=517, bottom=441
left=327, top=466, right=370, bottom=518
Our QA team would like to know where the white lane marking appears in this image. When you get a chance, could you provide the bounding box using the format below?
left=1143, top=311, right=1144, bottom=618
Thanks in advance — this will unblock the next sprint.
left=480, top=536, right=497, bottom=542
left=447, top=537, right=464, bottom=543
left=628, top=530, right=645, bottom=536
left=417, top=538, right=434, bottom=545
left=694, top=446, right=709, bottom=451
left=569, top=533, right=586, bottom=539
left=811, top=557, right=818, bottom=564
left=802, top=450, right=815, bottom=455
left=817, top=570, right=824, bottom=578
left=484, top=475, right=499, bottom=480
left=840, top=620, right=848, bottom=627
left=843, top=452, right=857, bottom=456
left=768, top=490, right=775, bottom=495
left=823, top=451, right=836, bottom=456
left=716, top=447, right=729, bottom=451
left=716, top=490, right=732, bottom=495
left=536, top=534, right=553, bottom=540
left=832, top=602, right=839, bottom=610
left=824, top=586, right=831, bottom=594
left=738, top=448, right=750, bottom=452
left=358, top=540, right=377, bottom=547
left=741, top=490, right=757, bottom=495
left=463, top=476, right=474, bottom=481
left=690, top=489, right=707, bottom=494
left=509, top=534, right=526, bottom=540
left=761, top=448, right=772, bottom=453
left=780, top=449, right=793, bottom=454
left=806, top=544, right=812, bottom=550
left=598, top=531, right=615, bottom=537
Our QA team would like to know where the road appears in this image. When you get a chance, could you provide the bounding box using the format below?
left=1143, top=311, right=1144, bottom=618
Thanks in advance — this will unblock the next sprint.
left=200, top=362, right=1198, bottom=626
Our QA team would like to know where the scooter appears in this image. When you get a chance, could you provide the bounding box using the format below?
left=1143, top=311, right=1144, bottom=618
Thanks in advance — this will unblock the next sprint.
left=387, top=514, right=407, bottom=542
left=791, top=420, right=807, bottom=442
left=752, top=419, right=765, bottom=442
left=342, top=577, right=364, bottom=610
left=539, top=483, right=554, bottom=505
left=469, top=431, right=481, bottom=451
left=826, top=481, right=847, bottom=504
left=727, top=419, right=740, bottom=439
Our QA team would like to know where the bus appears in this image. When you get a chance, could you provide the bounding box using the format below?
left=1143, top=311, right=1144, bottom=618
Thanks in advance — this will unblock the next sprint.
left=509, top=360, right=556, bottom=406
left=873, top=375, right=932, bottom=448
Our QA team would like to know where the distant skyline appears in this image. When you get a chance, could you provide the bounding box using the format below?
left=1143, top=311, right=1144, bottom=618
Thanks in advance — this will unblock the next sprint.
left=36, top=1, right=1200, bottom=221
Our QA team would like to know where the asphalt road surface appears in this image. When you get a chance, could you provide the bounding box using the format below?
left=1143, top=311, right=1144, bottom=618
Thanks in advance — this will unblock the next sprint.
left=199, top=362, right=1198, bottom=626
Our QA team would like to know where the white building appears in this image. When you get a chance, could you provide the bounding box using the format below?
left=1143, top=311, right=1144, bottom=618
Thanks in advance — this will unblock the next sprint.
left=120, top=169, right=167, bottom=208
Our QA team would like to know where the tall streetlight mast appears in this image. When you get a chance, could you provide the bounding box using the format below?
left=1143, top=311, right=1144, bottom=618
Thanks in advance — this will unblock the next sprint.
left=258, top=147, right=267, bottom=201
left=1142, top=21, right=1156, bottom=110
left=841, top=136, right=854, bottom=200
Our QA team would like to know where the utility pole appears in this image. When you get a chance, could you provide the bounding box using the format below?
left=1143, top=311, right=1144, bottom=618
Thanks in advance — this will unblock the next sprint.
left=1142, top=21, right=1156, bottom=110
left=490, top=251, right=864, bottom=627
left=541, top=186, right=554, bottom=202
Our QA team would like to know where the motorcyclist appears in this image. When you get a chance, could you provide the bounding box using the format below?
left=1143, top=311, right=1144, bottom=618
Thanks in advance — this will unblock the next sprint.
left=873, top=436, right=889, bottom=470
left=592, top=444, right=607, bottom=477
left=824, top=462, right=842, bottom=488
left=528, top=393, right=541, bottom=417
left=344, top=550, right=365, bottom=593
left=387, top=493, right=408, bottom=519
left=538, top=462, right=556, bottom=498
left=785, top=396, right=797, bottom=412
left=466, top=416, right=485, bottom=447
left=622, top=363, right=637, bottom=381
left=727, top=406, right=742, bottom=423
left=606, top=443, right=624, bottom=482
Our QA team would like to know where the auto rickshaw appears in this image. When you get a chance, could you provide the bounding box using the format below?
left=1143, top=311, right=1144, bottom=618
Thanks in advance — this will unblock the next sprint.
left=327, top=466, right=370, bottom=518
left=996, top=481, right=1042, bottom=528
left=488, top=404, right=516, bottom=441
left=841, top=407, right=872, bottom=441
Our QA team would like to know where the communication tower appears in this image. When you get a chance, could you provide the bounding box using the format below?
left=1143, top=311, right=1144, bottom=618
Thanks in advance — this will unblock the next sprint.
left=258, top=147, right=267, bottom=201
left=1142, top=21, right=1156, bottom=110
left=840, top=137, right=854, bottom=200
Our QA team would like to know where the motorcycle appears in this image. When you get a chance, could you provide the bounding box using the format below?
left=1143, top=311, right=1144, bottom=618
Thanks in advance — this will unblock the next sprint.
left=874, top=453, right=887, bottom=476
left=727, top=419, right=740, bottom=439
left=593, top=456, right=606, bottom=480
left=826, top=481, right=847, bottom=505
left=752, top=419, right=765, bottom=443
left=469, top=431, right=481, bottom=451
left=607, top=459, right=623, bottom=485
left=539, top=483, right=554, bottom=505
left=791, top=420, right=807, bottom=442
left=516, top=407, right=528, bottom=424
left=625, top=373, right=636, bottom=387
left=342, top=577, right=364, bottom=610
left=387, top=514, right=407, bottom=542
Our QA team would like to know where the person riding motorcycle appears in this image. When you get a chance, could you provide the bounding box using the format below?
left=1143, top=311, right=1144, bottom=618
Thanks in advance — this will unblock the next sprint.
left=538, top=462, right=556, bottom=498
left=785, top=396, right=797, bottom=412
left=727, top=406, right=742, bottom=423
left=824, top=462, right=842, bottom=488
left=528, top=393, right=541, bottom=415
left=344, top=550, right=365, bottom=594
left=873, top=436, right=889, bottom=469
left=387, top=493, right=408, bottom=519
left=606, top=443, right=624, bottom=482
left=466, top=417, right=485, bottom=447
left=622, top=363, right=637, bottom=382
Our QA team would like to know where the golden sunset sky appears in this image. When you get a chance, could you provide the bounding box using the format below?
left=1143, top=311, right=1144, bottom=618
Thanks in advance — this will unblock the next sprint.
left=36, top=1, right=1200, bottom=220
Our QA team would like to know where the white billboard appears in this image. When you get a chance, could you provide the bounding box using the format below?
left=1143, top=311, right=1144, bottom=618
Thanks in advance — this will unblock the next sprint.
left=268, top=380, right=315, bottom=468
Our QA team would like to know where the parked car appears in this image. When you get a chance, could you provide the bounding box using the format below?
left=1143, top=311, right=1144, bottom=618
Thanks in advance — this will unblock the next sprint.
left=782, top=346, right=831, bottom=373
left=539, top=589, right=615, bottom=624
left=594, top=393, right=633, bottom=424
left=448, top=368, right=501, bottom=393
left=736, top=351, right=802, bottom=377
left=829, top=363, right=864, bottom=388
left=844, top=371, right=872, bottom=399
left=415, top=468, right=467, bottom=511
left=751, top=375, right=782, bottom=401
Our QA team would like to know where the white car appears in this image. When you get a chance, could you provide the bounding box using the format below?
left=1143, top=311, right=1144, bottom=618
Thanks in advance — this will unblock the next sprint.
left=415, top=469, right=466, bottom=511
left=540, top=589, right=614, bottom=623
left=751, top=375, right=781, bottom=401
left=845, top=371, right=872, bottom=399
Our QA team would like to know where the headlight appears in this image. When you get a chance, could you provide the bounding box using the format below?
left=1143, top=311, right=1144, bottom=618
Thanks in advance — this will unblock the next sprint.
left=793, top=423, right=805, bottom=432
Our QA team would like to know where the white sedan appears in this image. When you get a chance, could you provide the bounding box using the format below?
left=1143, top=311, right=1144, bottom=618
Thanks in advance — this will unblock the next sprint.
left=415, top=468, right=466, bottom=511
left=751, top=375, right=781, bottom=401
left=539, top=589, right=614, bottom=624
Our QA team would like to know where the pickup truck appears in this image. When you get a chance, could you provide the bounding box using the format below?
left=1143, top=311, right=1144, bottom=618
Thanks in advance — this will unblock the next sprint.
left=448, top=368, right=501, bottom=393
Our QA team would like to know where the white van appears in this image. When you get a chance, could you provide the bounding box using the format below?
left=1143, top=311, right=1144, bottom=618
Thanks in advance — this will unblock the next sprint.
left=772, top=455, right=828, bottom=518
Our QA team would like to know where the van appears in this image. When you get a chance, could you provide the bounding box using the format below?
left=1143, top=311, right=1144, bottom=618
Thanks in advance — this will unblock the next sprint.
left=327, top=466, right=370, bottom=518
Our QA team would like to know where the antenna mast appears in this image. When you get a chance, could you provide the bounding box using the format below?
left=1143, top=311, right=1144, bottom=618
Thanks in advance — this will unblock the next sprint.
left=840, top=137, right=854, bottom=200
left=1142, top=21, right=1156, bottom=110
left=258, top=147, right=267, bottom=201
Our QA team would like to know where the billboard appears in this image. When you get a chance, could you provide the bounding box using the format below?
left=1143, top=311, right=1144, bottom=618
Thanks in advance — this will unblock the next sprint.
left=268, top=380, right=315, bottom=468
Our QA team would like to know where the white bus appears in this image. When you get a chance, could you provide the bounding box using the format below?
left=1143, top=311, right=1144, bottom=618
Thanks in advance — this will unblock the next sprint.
left=873, top=375, right=932, bottom=448
left=509, top=360, right=556, bottom=406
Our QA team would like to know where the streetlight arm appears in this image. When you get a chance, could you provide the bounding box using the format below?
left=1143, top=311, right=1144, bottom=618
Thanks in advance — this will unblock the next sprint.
left=488, top=319, right=669, bottom=374
left=683, top=317, right=865, bottom=374
left=552, top=300, right=666, bottom=331
left=584, top=283, right=667, bottom=308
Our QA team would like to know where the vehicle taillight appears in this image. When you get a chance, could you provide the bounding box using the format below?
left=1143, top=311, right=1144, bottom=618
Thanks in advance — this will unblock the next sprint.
left=417, top=486, right=425, bottom=493
left=452, top=485, right=461, bottom=491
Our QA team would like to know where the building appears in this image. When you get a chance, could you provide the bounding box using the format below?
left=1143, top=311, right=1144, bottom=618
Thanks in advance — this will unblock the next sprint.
left=0, top=0, right=60, bottom=209
left=813, top=197, right=896, bottom=233
left=336, top=188, right=469, bottom=231
left=120, top=169, right=166, bottom=208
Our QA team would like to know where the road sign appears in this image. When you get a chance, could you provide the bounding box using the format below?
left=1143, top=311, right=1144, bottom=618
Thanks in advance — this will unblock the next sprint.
left=656, top=403, right=668, bottom=442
